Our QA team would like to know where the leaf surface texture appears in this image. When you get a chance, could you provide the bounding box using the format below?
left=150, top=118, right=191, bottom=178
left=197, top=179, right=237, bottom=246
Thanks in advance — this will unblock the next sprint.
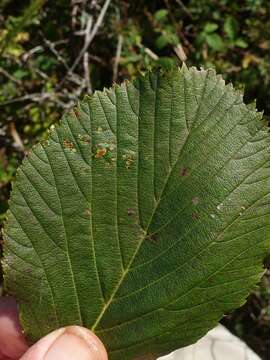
left=3, top=67, right=270, bottom=359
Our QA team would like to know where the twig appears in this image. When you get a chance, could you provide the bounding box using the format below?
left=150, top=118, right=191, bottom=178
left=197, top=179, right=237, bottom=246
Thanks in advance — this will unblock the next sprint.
left=22, top=45, right=43, bottom=61
left=82, top=15, right=93, bottom=93
left=0, top=67, right=22, bottom=85
left=138, top=43, right=159, bottom=61
left=0, top=92, right=70, bottom=108
left=144, top=47, right=159, bottom=60
left=175, top=0, right=194, bottom=19
left=39, top=32, right=85, bottom=87
left=173, top=43, right=187, bottom=62
left=163, top=0, right=192, bottom=53
left=60, top=0, right=111, bottom=86
left=22, top=40, right=68, bottom=62
left=41, top=33, right=70, bottom=70
left=83, top=52, right=92, bottom=93
left=34, top=67, right=49, bottom=80
left=9, top=122, right=25, bottom=152
left=71, top=1, right=79, bottom=30
left=0, top=93, right=43, bottom=105
left=88, top=54, right=107, bottom=66
left=113, top=34, right=123, bottom=82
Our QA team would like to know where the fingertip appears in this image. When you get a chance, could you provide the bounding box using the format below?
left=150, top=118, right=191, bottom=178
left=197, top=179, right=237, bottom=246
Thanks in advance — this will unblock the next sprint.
left=21, top=326, right=108, bottom=360
left=0, top=296, right=28, bottom=359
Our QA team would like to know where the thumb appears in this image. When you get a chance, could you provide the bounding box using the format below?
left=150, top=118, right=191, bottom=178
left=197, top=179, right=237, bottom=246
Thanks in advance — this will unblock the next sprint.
left=20, top=326, right=108, bottom=360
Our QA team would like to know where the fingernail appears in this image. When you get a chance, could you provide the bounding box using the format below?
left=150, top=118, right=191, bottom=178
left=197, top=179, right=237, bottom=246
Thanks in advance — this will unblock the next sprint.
left=43, top=326, right=106, bottom=360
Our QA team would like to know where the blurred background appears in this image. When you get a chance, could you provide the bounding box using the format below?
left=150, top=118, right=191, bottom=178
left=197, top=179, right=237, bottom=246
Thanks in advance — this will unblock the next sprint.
left=0, top=0, right=270, bottom=358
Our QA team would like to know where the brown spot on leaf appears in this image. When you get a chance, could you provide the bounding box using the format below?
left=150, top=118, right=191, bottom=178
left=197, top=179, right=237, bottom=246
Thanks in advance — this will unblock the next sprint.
left=127, top=208, right=135, bottom=216
left=180, top=167, right=189, bottom=177
left=77, top=134, right=91, bottom=144
left=95, top=148, right=107, bottom=158
left=74, top=108, right=80, bottom=118
left=146, top=233, right=158, bottom=243
left=122, top=152, right=135, bottom=169
left=192, top=197, right=199, bottom=206
left=63, top=139, right=75, bottom=150
left=192, top=212, right=199, bottom=220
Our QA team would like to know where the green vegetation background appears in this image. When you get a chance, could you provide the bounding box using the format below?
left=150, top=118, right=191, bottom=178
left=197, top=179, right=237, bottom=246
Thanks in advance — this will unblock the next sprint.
left=1, top=0, right=270, bottom=358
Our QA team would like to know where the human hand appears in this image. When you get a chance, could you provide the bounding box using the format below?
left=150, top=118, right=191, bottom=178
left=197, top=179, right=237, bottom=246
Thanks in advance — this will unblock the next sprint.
left=0, top=297, right=108, bottom=360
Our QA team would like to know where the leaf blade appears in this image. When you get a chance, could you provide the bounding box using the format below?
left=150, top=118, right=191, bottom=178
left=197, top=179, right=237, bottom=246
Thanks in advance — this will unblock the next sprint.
left=3, top=67, right=270, bottom=359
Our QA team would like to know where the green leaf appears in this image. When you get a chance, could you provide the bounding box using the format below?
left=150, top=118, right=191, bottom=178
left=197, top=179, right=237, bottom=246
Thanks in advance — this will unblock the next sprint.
left=235, top=38, right=248, bottom=49
left=156, top=57, right=177, bottom=70
left=203, top=22, right=219, bottom=33
left=13, top=68, right=29, bottom=80
left=155, top=34, right=169, bottom=49
left=206, top=33, right=224, bottom=51
left=224, top=17, right=239, bottom=40
left=154, top=9, right=168, bottom=22
left=120, top=54, right=142, bottom=65
left=2, top=67, right=270, bottom=359
left=155, top=33, right=179, bottom=49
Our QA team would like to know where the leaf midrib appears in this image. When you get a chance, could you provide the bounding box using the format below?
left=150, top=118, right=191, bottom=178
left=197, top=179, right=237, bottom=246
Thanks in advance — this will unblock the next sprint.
left=90, top=155, right=178, bottom=332
left=91, top=75, right=190, bottom=331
